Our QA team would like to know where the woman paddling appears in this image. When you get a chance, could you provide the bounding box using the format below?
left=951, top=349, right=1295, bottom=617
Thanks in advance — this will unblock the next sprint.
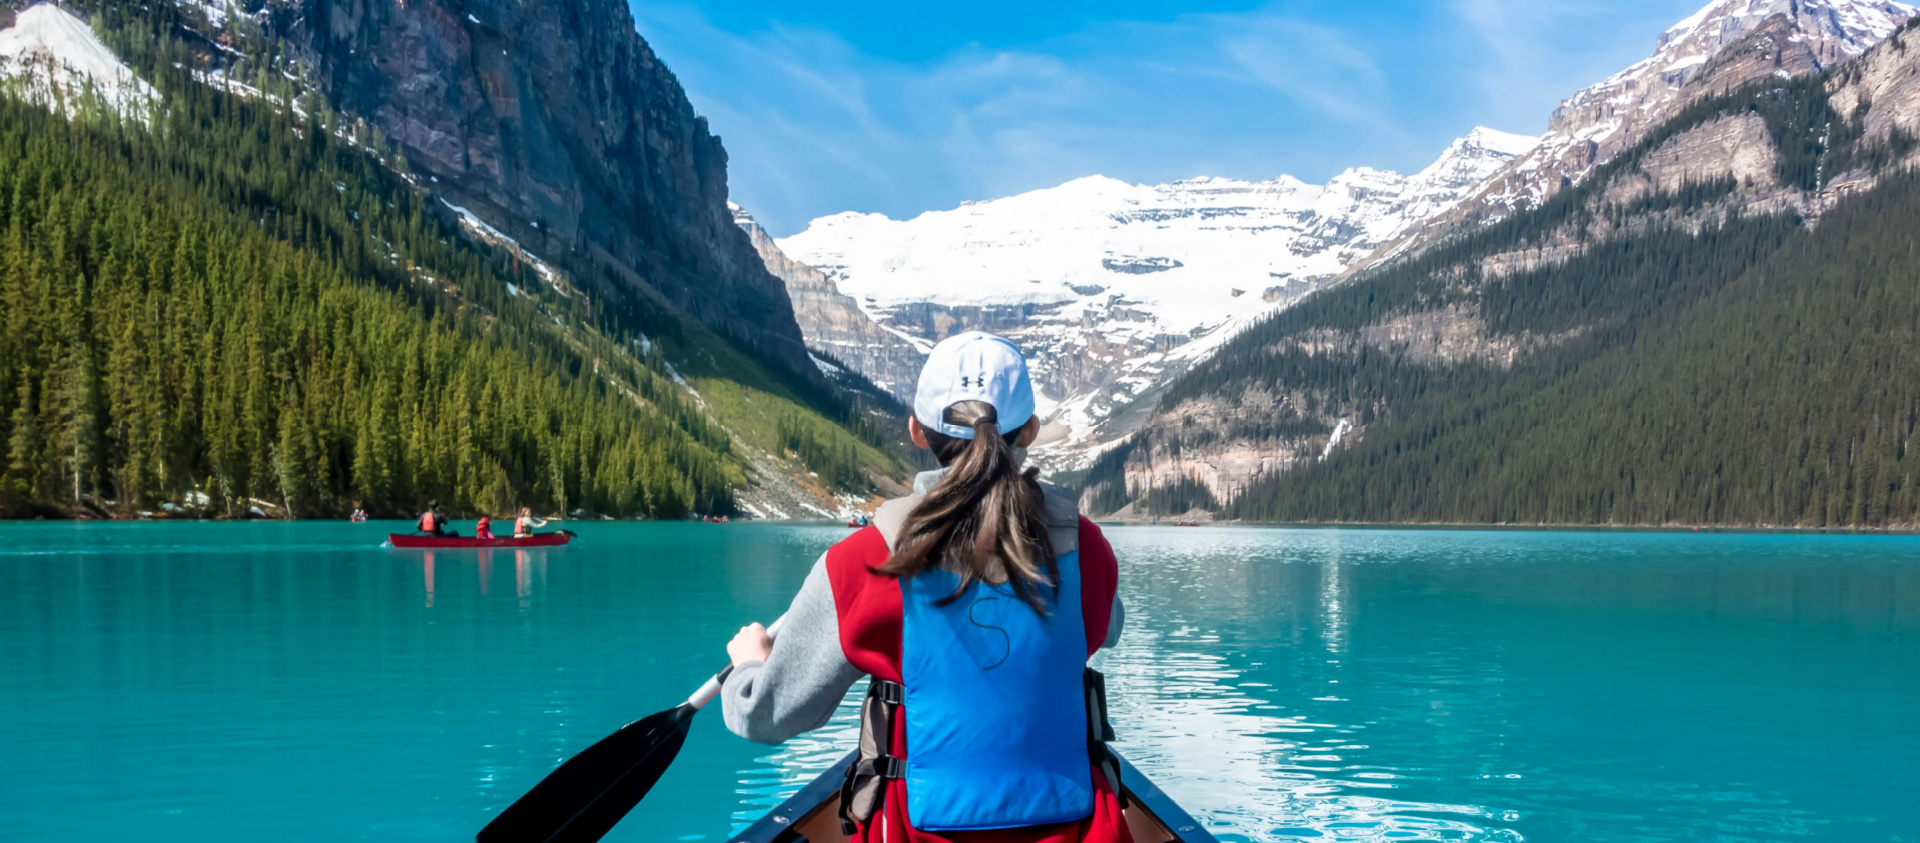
left=721, top=332, right=1130, bottom=843
left=514, top=506, right=548, bottom=538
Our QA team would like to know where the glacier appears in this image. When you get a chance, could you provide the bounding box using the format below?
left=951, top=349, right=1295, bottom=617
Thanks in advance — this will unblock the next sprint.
left=775, top=126, right=1538, bottom=461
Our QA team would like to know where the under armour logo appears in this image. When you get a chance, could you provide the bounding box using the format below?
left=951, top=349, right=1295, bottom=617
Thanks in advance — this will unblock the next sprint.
left=961, top=372, right=989, bottom=389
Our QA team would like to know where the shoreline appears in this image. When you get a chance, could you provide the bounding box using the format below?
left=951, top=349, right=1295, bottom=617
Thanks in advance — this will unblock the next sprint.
left=7, top=515, right=1919, bottom=536
left=1098, top=518, right=1920, bottom=536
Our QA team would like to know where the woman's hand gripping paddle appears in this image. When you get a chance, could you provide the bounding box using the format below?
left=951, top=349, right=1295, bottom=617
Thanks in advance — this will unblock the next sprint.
left=477, top=617, right=784, bottom=843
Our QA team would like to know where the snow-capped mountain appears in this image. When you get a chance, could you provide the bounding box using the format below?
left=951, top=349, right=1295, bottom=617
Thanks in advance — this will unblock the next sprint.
left=764, top=0, right=1916, bottom=471
left=1114, top=0, right=1920, bottom=521
left=776, top=127, right=1537, bottom=455
left=0, top=4, right=158, bottom=122
left=1446, top=0, right=1913, bottom=222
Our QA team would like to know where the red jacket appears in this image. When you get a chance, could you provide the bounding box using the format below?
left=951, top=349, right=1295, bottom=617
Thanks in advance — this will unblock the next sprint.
left=824, top=517, right=1132, bottom=843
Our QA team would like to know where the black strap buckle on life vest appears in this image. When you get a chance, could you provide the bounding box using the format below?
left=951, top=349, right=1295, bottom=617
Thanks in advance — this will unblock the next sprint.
left=1084, top=667, right=1128, bottom=810
left=868, top=755, right=907, bottom=779
left=839, top=678, right=906, bottom=835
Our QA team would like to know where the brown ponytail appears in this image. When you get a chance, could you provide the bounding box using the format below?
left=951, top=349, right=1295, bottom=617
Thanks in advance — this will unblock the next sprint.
left=880, top=401, right=1057, bottom=612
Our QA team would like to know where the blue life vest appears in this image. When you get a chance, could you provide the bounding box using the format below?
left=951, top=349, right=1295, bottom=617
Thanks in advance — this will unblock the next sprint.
left=898, top=551, right=1092, bottom=830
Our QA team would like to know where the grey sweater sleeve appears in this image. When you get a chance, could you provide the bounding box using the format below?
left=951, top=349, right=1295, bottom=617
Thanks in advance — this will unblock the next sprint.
left=721, top=553, right=865, bottom=745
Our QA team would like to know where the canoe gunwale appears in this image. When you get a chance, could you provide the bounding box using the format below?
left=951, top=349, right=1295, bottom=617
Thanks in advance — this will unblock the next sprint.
left=728, top=750, right=854, bottom=842
left=727, top=750, right=1218, bottom=843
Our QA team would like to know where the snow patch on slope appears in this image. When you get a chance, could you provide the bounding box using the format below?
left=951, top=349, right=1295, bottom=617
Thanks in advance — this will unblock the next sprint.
left=176, top=0, right=234, bottom=29
left=0, top=4, right=158, bottom=123
left=1320, top=420, right=1352, bottom=461
left=190, top=68, right=308, bottom=119
left=440, top=199, right=569, bottom=295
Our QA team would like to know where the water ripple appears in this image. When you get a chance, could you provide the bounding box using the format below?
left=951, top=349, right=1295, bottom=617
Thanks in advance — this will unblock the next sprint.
left=5, top=522, right=1915, bottom=842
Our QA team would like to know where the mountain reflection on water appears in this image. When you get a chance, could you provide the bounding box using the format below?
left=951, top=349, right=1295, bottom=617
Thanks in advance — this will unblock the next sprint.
left=0, top=522, right=1914, bottom=842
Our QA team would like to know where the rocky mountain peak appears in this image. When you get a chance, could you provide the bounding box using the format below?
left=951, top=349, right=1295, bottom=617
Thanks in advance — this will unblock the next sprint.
left=1455, top=126, right=1542, bottom=157
left=1656, top=0, right=1913, bottom=55
left=1553, top=0, right=1911, bottom=136
left=1405, top=128, right=1540, bottom=193
left=1431, top=0, right=1913, bottom=227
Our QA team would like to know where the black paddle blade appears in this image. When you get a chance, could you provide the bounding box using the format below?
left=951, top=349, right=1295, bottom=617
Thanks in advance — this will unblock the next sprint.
left=479, top=704, right=696, bottom=843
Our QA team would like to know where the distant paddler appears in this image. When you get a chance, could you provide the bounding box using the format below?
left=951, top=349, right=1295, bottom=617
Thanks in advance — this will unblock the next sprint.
left=513, top=507, right=548, bottom=538
left=417, top=502, right=453, bottom=537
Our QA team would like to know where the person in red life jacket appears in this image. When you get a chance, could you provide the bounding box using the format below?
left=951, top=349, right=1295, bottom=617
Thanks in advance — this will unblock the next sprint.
left=475, top=516, right=495, bottom=540
left=515, top=506, right=548, bottom=538
left=721, top=331, right=1131, bottom=843
left=417, top=502, right=450, bottom=537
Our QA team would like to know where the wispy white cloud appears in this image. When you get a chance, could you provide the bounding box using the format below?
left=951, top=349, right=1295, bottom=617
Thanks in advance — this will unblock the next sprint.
left=631, top=0, right=1703, bottom=234
left=634, top=2, right=1435, bottom=234
left=1452, top=0, right=1701, bottom=131
left=1213, top=17, right=1401, bottom=137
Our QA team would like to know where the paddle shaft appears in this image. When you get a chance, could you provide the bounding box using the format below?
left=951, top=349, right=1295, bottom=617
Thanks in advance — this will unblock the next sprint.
left=686, top=615, right=784, bottom=710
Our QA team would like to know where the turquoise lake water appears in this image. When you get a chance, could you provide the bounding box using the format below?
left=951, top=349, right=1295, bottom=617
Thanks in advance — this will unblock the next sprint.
left=0, top=522, right=1915, bottom=842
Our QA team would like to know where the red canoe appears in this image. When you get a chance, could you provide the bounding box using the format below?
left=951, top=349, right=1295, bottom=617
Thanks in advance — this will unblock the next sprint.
left=387, top=532, right=573, bottom=549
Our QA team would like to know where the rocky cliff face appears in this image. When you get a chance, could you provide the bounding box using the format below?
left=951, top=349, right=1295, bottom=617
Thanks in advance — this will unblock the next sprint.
left=272, top=0, right=812, bottom=370
left=730, top=204, right=925, bottom=400
left=1828, top=21, right=1920, bottom=152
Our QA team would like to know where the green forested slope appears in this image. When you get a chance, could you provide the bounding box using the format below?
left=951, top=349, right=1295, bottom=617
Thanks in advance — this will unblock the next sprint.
left=1134, top=70, right=1920, bottom=527
left=1226, top=171, right=1920, bottom=527
left=0, top=5, right=903, bottom=519
left=0, top=90, right=740, bottom=519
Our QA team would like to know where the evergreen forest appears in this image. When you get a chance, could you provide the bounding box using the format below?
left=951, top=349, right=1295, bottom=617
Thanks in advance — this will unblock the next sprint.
left=1227, top=171, right=1920, bottom=526
left=1129, top=71, right=1920, bottom=527
left=0, top=4, right=897, bottom=520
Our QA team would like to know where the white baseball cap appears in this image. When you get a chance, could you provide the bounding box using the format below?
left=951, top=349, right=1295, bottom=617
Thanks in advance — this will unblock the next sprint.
left=914, top=332, right=1036, bottom=440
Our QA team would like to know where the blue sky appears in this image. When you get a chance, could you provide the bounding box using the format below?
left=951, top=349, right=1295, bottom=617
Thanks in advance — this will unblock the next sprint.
left=628, top=0, right=1704, bottom=235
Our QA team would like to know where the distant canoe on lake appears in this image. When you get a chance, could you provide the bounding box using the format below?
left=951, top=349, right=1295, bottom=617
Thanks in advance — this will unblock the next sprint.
left=387, top=532, right=572, bottom=549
